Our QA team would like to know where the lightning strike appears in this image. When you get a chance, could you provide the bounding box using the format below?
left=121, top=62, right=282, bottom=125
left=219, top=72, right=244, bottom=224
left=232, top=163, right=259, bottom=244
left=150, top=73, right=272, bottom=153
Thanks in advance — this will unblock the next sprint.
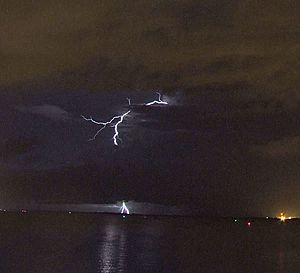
left=81, top=111, right=131, bottom=144
left=81, top=92, right=168, bottom=145
left=145, top=92, right=168, bottom=106
left=120, top=201, right=130, bottom=214
left=112, top=110, right=131, bottom=145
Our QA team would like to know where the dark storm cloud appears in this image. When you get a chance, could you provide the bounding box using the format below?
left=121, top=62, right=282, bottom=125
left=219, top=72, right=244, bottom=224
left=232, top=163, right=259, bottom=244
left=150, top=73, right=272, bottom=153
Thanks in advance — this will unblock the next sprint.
left=251, top=136, right=300, bottom=158
left=132, top=100, right=300, bottom=143
left=1, top=1, right=299, bottom=103
left=1, top=1, right=299, bottom=216
left=0, top=89, right=299, bottom=216
left=0, top=137, right=36, bottom=160
left=14, top=104, right=71, bottom=121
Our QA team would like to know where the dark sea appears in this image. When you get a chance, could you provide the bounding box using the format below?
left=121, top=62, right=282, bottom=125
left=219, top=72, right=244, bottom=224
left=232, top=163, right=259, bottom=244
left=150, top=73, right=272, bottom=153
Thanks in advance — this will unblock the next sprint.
left=0, top=213, right=299, bottom=273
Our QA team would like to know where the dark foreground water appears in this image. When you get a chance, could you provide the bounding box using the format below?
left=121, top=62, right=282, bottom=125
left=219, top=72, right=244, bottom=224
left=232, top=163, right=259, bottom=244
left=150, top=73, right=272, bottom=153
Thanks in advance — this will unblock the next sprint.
left=0, top=213, right=300, bottom=273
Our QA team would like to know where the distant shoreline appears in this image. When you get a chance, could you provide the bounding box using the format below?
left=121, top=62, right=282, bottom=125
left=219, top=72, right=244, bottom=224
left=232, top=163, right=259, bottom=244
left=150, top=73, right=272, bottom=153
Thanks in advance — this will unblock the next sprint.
left=0, top=206, right=298, bottom=221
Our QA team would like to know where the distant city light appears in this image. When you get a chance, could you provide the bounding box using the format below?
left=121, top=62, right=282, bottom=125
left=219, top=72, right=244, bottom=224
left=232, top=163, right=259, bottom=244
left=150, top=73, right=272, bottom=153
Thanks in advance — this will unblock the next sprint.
left=279, top=212, right=286, bottom=222
left=247, top=221, right=251, bottom=227
left=277, top=212, right=296, bottom=221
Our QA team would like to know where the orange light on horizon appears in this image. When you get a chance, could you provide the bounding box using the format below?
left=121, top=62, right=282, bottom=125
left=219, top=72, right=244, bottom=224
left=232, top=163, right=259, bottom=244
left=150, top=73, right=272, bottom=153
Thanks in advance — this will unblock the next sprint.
left=279, top=212, right=286, bottom=222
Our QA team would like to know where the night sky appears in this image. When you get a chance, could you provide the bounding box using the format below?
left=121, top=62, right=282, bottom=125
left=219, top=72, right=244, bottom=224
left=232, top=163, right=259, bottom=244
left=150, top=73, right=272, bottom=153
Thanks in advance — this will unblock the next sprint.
left=0, top=1, right=299, bottom=216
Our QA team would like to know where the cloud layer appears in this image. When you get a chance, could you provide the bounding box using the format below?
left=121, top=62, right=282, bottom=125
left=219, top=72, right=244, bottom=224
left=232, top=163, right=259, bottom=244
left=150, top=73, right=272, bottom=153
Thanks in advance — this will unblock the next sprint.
left=1, top=1, right=299, bottom=103
left=14, top=104, right=71, bottom=121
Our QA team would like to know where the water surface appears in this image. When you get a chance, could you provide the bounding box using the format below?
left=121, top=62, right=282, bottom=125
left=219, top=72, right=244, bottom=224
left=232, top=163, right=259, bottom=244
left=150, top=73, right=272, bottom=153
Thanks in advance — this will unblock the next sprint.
left=0, top=213, right=299, bottom=273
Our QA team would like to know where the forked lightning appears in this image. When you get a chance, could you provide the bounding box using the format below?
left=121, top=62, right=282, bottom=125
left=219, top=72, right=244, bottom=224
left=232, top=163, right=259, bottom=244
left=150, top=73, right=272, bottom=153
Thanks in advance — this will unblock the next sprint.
left=120, top=201, right=130, bottom=214
left=81, top=92, right=168, bottom=145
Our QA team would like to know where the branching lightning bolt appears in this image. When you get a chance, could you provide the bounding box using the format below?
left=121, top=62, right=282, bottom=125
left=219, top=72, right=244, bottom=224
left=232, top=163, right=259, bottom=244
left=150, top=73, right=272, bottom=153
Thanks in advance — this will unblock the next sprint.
left=145, top=92, right=168, bottom=106
left=81, top=111, right=131, bottom=145
left=120, top=201, right=130, bottom=214
left=111, top=111, right=131, bottom=145
left=81, top=92, right=168, bottom=145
